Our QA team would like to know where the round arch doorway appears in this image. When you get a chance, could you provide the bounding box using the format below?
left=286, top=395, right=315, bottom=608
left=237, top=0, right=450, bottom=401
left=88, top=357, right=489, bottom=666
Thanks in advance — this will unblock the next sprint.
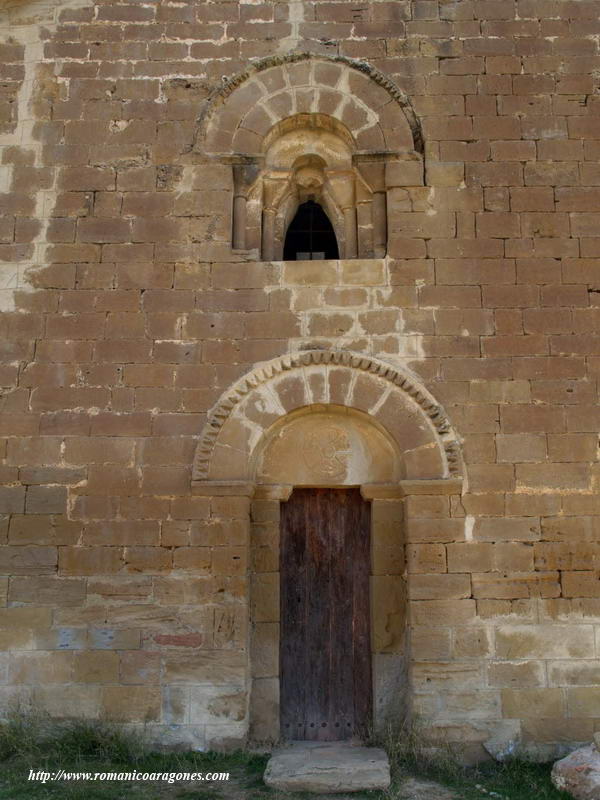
left=248, top=405, right=407, bottom=744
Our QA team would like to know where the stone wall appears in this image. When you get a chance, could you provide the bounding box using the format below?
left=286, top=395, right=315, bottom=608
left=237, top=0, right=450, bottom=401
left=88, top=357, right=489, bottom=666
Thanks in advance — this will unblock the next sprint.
left=1, top=0, right=600, bottom=758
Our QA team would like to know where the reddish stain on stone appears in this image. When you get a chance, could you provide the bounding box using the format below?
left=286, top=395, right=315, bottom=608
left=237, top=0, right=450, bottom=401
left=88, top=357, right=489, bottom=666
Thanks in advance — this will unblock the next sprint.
left=153, top=634, right=204, bottom=648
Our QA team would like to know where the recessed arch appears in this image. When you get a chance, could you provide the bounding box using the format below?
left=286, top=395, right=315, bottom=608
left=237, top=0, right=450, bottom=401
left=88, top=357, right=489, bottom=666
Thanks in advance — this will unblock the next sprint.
left=191, top=350, right=463, bottom=485
left=262, top=113, right=356, bottom=155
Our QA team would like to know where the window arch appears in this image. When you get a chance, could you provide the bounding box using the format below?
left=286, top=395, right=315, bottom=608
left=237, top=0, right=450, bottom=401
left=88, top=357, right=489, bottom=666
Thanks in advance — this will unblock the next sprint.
left=198, top=55, right=425, bottom=262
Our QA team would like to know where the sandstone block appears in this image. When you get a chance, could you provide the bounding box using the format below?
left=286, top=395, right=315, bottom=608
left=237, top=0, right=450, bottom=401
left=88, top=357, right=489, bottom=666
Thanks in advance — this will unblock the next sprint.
left=411, top=627, right=451, bottom=659
left=447, top=543, right=493, bottom=573
left=74, top=651, right=119, bottom=683
left=163, top=651, right=246, bottom=685
left=59, top=547, right=122, bottom=576
left=0, top=546, right=57, bottom=576
left=406, top=544, right=446, bottom=573
left=124, top=547, right=172, bottom=574
left=496, top=625, right=594, bottom=660
left=487, top=661, right=546, bottom=688
left=33, top=686, right=100, bottom=719
left=502, top=688, right=564, bottom=719
left=101, top=686, right=160, bottom=722
left=10, top=651, right=72, bottom=684
left=452, top=627, right=491, bottom=659
left=410, top=599, right=476, bottom=626
left=8, top=576, right=85, bottom=606
left=408, top=573, right=471, bottom=601
left=549, top=661, right=600, bottom=688
left=264, top=744, right=390, bottom=794
left=120, top=651, right=161, bottom=685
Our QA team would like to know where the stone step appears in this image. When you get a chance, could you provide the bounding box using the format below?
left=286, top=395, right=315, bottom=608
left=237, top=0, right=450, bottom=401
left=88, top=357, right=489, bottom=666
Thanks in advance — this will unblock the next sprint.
left=263, top=741, right=391, bottom=794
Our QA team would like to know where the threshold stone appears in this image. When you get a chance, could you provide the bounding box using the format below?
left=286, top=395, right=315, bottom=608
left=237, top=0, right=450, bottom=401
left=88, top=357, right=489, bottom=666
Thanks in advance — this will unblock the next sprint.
left=263, top=741, right=391, bottom=793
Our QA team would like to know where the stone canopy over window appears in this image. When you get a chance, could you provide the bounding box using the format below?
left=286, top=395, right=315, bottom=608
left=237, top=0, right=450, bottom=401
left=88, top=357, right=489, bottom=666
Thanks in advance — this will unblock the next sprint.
left=196, top=54, right=425, bottom=261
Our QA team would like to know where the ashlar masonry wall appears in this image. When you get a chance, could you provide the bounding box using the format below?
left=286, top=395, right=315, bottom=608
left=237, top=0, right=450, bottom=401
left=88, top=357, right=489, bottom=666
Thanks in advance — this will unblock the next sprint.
left=0, top=0, right=600, bottom=760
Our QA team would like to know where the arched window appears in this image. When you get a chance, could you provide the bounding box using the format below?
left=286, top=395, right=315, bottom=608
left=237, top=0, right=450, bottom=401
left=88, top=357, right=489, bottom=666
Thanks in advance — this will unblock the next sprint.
left=283, top=200, right=340, bottom=261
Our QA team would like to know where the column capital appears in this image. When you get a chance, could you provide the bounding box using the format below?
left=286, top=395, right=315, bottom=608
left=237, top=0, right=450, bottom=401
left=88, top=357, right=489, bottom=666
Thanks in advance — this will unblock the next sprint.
left=254, top=484, right=293, bottom=501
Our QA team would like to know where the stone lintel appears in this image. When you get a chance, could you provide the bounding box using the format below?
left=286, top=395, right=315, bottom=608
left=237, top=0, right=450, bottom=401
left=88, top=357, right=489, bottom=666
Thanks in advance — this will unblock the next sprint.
left=192, top=480, right=256, bottom=496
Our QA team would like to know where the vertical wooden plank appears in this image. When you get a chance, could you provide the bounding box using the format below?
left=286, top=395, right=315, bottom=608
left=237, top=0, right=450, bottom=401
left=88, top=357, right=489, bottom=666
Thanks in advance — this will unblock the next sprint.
left=305, top=488, right=331, bottom=741
left=329, top=488, right=354, bottom=740
left=280, top=489, right=308, bottom=741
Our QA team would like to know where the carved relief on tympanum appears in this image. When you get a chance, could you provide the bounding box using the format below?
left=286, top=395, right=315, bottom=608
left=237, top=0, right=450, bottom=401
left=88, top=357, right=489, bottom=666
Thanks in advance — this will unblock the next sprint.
left=302, top=425, right=352, bottom=481
left=255, top=407, right=399, bottom=486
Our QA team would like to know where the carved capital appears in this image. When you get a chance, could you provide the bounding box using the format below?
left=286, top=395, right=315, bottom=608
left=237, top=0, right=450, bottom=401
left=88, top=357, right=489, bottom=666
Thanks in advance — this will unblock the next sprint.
left=263, top=173, right=292, bottom=212
left=326, top=170, right=355, bottom=210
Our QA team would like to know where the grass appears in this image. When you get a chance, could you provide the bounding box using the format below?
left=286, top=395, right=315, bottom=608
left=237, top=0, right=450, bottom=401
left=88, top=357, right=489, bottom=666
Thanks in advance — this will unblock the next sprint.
left=0, top=711, right=575, bottom=800
left=444, top=760, right=573, bottom=800
left=373, top=717, right=574, bottom=800
left=0, top=710, right=267, bottom=800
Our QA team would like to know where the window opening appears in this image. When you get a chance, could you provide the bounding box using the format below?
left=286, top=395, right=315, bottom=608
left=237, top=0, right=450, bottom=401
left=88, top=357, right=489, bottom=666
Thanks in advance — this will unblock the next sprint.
left=283, top=200, right=339, bottom=261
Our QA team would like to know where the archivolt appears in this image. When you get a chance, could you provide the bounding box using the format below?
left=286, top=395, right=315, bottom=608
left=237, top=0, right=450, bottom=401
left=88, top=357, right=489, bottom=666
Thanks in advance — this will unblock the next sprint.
left=192, top=350, right=462, bottom=483
left=194, top=52, right=423, bottom=155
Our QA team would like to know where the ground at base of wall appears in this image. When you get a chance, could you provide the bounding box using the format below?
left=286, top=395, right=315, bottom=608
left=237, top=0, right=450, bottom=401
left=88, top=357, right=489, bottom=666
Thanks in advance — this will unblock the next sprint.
left=0, top=715, right=570, bottom=800
left=1, top=754, right=573, bottom=800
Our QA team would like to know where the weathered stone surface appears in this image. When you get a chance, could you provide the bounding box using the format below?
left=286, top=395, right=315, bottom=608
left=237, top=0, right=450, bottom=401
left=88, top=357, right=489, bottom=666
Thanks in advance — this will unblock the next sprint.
left=263, top=743, right=391, bottom=793
left=552, top=745, right=600, bottom=799
left=483, top=719, right=521, bottom=762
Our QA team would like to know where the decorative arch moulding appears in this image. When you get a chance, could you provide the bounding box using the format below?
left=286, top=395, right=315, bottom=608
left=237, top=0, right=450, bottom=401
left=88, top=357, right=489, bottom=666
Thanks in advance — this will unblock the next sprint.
left=194, top=51, right=424, bottom=156
left=191, top=349, right=464, bottom=485
left=193, top=52, right=425, bottom=260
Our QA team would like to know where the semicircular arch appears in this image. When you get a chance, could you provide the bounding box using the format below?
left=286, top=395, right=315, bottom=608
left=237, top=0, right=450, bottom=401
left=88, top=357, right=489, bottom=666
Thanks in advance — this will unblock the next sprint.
left=192, top=350, right=462, bottom=484
left=196, top=53, right=423, bottom=156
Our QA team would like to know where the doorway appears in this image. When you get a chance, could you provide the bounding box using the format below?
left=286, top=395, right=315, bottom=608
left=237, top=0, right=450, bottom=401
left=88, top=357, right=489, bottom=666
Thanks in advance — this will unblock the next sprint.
left=279, top=488, right=372, bottom=741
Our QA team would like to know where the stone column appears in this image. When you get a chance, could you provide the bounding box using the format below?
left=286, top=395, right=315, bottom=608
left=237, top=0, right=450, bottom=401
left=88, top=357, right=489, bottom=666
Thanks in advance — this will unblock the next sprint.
left=343, top=205, right=358, bottom=259
left=261, top=174, right=290, bottom=261
left=355, top=157, right=387, bottom=257
left=327, top=170, right=357, bottom=259
left=261, top=208, right=276, bottom=261
left=232, top=165, right=248, bottom=250
left=372, top=191, right=387, bottom=257
left=228, top=158, right=262, bottom=252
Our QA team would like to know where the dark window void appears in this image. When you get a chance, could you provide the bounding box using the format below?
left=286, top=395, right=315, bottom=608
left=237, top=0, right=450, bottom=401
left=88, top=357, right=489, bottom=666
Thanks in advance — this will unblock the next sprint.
left=283, top=200, right=339, bottom=261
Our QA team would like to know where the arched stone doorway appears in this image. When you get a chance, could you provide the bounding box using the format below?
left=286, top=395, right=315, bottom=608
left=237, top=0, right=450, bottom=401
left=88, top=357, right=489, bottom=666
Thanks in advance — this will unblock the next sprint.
left=191, top=350, right=464, bottom=745
left=250, top=404, right=404, bottom=742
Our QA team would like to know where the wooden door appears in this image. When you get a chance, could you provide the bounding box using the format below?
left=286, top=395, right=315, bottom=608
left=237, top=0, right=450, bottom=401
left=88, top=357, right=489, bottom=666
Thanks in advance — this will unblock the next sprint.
left=280, top=488, right=371, bottom=742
